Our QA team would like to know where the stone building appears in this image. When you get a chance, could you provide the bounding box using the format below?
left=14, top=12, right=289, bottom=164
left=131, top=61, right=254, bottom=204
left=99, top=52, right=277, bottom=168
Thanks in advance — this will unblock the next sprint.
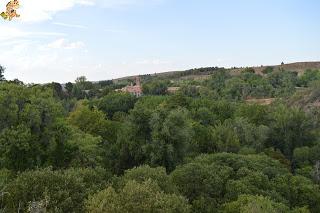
left=118, top=77, right=143, bottom=97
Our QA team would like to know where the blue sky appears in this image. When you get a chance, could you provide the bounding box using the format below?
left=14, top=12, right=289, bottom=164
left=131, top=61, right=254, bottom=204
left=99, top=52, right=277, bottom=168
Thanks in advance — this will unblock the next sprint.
left=0, top=0, right=319, bottom=83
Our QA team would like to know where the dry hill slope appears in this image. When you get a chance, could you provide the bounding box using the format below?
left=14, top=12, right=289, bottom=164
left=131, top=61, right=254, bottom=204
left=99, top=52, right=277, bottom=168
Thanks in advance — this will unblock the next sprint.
left=112, top=61, right=320, bottom=83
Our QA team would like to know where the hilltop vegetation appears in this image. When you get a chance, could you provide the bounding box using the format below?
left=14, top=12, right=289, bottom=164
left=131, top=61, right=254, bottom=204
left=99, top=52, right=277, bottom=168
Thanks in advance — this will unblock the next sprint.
left=114, top=61, right=320, bottom=82
left=0, top=63, right=320, bottom=212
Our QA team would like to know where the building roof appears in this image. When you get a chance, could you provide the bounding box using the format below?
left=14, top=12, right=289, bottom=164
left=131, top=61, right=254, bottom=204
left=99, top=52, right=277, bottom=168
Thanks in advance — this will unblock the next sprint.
left=167, top=87, right=180, bottom=93
left=122, top=85, right=142, bottom=93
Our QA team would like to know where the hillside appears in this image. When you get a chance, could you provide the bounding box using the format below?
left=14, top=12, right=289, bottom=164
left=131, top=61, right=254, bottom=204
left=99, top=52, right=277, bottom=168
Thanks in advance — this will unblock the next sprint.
left=231, top=61, right=320, bottom=76
left=112, top=61, right=320, bottom=83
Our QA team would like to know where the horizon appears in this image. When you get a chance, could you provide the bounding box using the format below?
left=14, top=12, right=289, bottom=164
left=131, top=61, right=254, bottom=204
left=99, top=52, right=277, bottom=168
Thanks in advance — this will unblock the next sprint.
left=10, top=60, right=320, bottom=85
left=0, top=0, right=320, bottom=83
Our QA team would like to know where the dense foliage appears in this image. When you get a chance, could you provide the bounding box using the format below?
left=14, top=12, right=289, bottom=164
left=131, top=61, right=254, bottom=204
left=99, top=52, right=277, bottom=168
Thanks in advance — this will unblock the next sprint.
left=0, top=66, right=320, bottom=212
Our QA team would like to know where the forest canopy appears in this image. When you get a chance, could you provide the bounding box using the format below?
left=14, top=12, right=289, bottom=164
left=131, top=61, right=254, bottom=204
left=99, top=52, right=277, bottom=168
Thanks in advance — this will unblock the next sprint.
left=0, top=66, right=320, bottom=212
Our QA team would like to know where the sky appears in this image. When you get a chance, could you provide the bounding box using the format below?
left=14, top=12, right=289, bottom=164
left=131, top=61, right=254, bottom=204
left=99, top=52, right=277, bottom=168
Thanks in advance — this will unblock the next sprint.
left=0, top=0, right=319, bottom=83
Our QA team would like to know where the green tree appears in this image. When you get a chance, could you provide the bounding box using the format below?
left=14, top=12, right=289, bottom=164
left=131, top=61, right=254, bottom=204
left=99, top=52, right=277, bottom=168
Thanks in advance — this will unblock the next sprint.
left=235, top=103, right=268, bottom=125
left=65, top=82, right=74, bottom=95
left=231, top=117, right=269, bottom=152
left=193, top=153, right=289, bottom=179
left=293, top=147, right=311, bottom=169
left=122, top=165, right=176, bottom=193
left=171, top=153, right=290, bottom=212
left=165, top=92, right=190, bottom=109
left=68, top=103, right=106, bottom=135
left=267, top=104, right=315, bottom=158
left=0, top=125, right=35, bottom=171
left=86, top=180, right=191, bottom=213
left=171, top=162, right=233, bottom=212
left=191, top=122, right=216, bottom=154
left=4, top=168, right=110, bottom=212
left=96, top=92, right=137, bottom=119
left=147, top=108, right=193, bottom=171
left=206, top=69, right=231, bottom=94
left=262, top=66, right=274, bottom=74
left=191, top=107, right=216, bottom=126
left=298, top=69, right=320, bottom=87
left=224, top=170, right=274, bottom=201
left=190, top=99, right=235, bottom=123
left=240, top=72, right=273, bottom=98
left=98, top=80, right=113, bottom=87
left=50, top=82, right=65, bottom=99
left=267, top=71, right=298, bottom=97
left=242, top=67, right=256, bottom=73
left=67, top=127, right=103, bottom=167
left=103, top=97, right=166, bottom=174
left=108, top=122, right=147, bottom=174
left=223, top=195, right=291, bottom=213
left=180, top=85, right=201, bottom=98
left=0, top=83, right=68, bottom=170
left=71, top=76, right=94, bottom=99
left=211, top=121, right=240, bottom=153
left=46, top=120, right=74, bottom=169
left=313, top=161, right=320, bottom=184
left=126, top=96, right=165, bottom=140
left=68, top=103, right=118, bottom=141
left=0, top=65, right=5, bottom=81
left=142, top=80, right=169, bottom=95
left=271, top=174, right=320, bottom=212
left=223, top=77, right=250, bottom=100
left=309, top=80, right=320, bottom=102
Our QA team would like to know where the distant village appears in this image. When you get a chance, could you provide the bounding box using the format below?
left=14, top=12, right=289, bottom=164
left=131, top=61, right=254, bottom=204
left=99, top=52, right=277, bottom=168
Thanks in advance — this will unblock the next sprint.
left=60, top=76, right=181, bottom=98
left=115, top=77, right=180, bottom=97
left=115, top=77, right=143, bottom=97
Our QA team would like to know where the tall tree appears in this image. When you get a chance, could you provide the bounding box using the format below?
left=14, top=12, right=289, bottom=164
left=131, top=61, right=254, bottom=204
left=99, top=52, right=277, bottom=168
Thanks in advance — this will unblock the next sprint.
left=268, top=104, right=315, bottom=158
left=96, top=92, right=137, bottom=119
left=0, top=65, right=5, bottom=81
left=147, top=108, right=193, bottom=171
left=65, top=82, right=73, bottom=95
left=142, top=80, right=169, bottom=95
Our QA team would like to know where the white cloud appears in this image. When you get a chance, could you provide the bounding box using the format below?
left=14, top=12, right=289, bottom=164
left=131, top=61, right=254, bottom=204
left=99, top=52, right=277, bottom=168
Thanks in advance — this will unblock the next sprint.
left=104, top=29, right=126, bottom=33
left=136, top=59, right=170, bottom=65
left=0, top=39, right=90, bottom=83
left=0, top=26, right=65, bottom=41
left=0, top=26, right=86, bottom=83
left=96, top=0, right=163, bottom=8
left=53, top=22, right=88, bottom=29
left=0, top=0, right=167, bottom=83
left=46, top=38, right=85, bottom=50
left=0, top=0, right=163, bottom=22
left=0, top=26, right=24, bottom=41
left=17, top=0, right=95, bottom=22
